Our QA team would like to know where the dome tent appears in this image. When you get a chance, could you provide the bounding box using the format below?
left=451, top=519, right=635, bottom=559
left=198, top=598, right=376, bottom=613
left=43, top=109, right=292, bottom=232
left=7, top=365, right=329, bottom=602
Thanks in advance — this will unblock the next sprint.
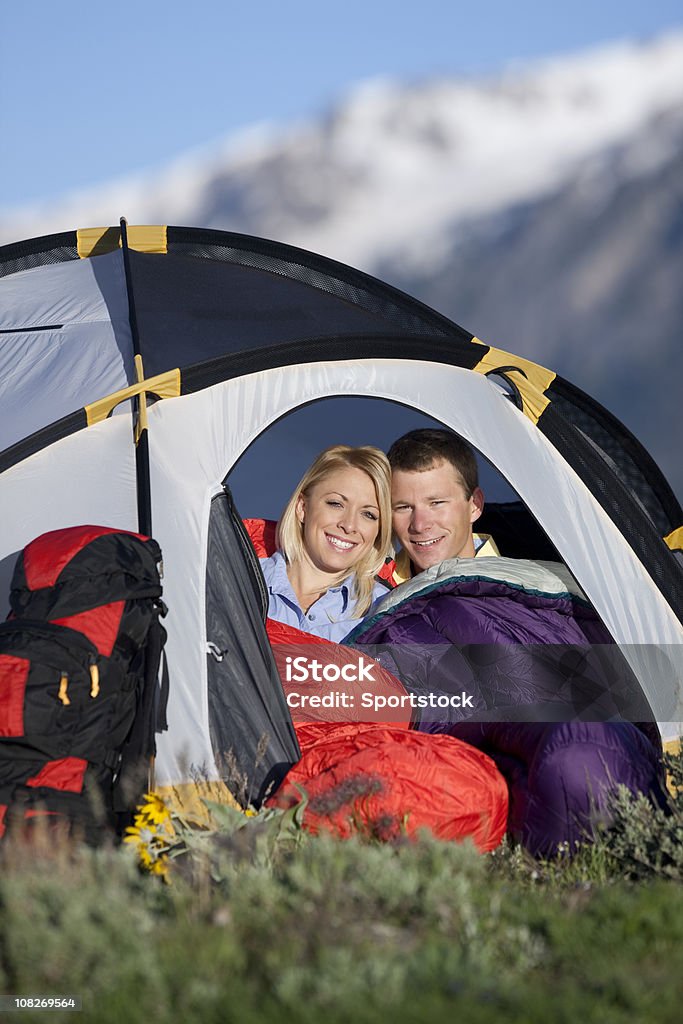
left=0, top=222, right=681, bottom=802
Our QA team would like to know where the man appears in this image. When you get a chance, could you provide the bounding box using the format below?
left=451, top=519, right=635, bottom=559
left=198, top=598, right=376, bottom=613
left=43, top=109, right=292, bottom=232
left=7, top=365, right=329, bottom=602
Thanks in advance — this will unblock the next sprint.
left=386, top=428, right=498, bottom=584
left=354, top=427, right=667, bottom=855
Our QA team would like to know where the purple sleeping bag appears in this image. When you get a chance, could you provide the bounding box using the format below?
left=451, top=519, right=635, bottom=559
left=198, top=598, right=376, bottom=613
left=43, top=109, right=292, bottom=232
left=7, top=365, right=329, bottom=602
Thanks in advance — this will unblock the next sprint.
left=435, top=720, right=666, bottom=856
left=348, top=556, right=667, bottom=855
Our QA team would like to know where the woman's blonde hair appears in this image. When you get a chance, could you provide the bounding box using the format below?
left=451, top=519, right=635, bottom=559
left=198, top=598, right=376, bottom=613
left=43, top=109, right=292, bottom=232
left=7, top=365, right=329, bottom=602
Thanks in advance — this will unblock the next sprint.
left=277, top=445, right=392, bottom=616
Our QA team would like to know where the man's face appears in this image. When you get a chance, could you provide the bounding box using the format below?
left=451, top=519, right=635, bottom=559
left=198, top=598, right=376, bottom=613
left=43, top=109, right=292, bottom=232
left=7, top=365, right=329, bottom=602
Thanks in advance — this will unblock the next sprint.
left=391, top=459, right=483, bottom=572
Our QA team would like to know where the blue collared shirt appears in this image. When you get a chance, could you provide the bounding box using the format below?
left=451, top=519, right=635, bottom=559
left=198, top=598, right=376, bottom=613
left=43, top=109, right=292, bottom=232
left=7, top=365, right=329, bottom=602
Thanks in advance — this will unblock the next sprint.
left=260, top=550, right=388, bottom=643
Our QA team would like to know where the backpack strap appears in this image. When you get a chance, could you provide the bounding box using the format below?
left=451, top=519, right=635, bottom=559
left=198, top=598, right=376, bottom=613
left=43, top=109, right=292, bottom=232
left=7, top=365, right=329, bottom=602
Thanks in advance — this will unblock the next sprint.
left=112, top=602, right=167, bottom=823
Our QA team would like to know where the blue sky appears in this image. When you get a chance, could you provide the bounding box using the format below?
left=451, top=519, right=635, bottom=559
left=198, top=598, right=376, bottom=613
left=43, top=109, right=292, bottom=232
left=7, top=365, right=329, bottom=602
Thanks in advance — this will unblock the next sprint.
left=2, top=0, right=682, bottom=208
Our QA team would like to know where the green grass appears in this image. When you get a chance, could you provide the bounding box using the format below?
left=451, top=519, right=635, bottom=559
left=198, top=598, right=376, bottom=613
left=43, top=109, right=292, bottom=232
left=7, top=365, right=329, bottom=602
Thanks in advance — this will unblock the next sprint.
left=1, top=750, right=682, bottom=1024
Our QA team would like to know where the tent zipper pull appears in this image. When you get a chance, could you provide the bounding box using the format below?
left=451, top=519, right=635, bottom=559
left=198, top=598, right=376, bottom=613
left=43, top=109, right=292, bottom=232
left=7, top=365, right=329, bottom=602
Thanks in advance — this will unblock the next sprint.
left=89, top=662, right=100, bottom=699
left=58, top=672, right=71, bottom=706
left=206, top=641, right=227, bottom=662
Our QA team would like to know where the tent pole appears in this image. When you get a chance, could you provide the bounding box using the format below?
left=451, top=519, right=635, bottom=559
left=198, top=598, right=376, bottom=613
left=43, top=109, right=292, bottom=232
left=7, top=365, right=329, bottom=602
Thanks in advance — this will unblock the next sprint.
left=120, top=217, right=153, bottom=537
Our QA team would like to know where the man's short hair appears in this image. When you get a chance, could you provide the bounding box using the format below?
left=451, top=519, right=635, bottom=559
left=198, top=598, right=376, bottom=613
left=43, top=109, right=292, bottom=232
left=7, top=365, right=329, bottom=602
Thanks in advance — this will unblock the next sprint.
left=387, top=429, right=479, bottom=497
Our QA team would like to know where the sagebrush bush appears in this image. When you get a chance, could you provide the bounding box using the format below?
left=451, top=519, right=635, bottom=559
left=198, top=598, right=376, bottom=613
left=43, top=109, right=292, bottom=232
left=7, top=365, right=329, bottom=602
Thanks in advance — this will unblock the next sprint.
left=1, top=747, right=682, bottom=1023
left=0, top=833, right=171, bottom=1022
left=592, top=750, right=683, bottom=881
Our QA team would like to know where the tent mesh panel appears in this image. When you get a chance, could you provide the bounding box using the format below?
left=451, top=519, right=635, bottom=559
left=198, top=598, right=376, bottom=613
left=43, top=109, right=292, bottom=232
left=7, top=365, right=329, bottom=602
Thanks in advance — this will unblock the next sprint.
left=167, top=228, right=465, bottom=340
left=547, top=380, right=681, bottom=537
left=540, top=403, right=683, bottom=624
left=0, top=233, right=78, bottom=279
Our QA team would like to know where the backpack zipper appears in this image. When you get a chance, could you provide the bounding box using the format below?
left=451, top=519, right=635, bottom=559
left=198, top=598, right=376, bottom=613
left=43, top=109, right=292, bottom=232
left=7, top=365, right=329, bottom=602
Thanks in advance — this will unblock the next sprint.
left=58, top=672, right=71, bottom=706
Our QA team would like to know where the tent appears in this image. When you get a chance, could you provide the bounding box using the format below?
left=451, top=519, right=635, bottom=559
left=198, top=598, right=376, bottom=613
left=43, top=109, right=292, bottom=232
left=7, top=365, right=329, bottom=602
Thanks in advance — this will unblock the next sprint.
left=1, top=222, right=681, bottom=804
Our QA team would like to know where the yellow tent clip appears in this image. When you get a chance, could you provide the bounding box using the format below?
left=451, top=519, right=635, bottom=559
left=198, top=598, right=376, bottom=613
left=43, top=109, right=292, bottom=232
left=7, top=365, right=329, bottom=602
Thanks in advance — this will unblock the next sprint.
left=664, top=527, right=683, bottom=553
left=472, top=338, right=556, bottom=424
left=89, top=664, right=100, bottom=699
left=84, top=364, right=181, bottom=431
left=58, top=673, right=70, bottom=706
left=77, top=224, right=168, bottom=258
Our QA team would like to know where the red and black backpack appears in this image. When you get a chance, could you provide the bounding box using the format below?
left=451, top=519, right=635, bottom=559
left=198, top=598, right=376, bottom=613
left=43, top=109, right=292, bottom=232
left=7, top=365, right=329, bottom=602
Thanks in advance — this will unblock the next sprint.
left=0, top=525, right=167, bottom=843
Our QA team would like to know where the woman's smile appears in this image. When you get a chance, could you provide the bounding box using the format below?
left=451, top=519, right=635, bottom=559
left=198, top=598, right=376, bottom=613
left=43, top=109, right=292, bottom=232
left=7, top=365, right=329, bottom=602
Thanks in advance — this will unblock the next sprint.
left=325, top=532, right=358, bottom=551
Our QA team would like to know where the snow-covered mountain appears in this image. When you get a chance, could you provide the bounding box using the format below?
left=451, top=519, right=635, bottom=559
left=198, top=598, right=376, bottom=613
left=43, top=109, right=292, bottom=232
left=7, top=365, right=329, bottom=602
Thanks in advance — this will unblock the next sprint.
left=2, top=32, right=682, bottom=500
left=4, top=33, right=682, bottom=265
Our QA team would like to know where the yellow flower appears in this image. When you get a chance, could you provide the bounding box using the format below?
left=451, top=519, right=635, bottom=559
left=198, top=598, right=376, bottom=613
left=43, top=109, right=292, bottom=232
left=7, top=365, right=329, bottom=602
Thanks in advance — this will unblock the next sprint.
left=138, top=792, right=173, bottom=827
left=124, top=792, right=176, bottom=880
left=149, top=856, right=169, bottom=877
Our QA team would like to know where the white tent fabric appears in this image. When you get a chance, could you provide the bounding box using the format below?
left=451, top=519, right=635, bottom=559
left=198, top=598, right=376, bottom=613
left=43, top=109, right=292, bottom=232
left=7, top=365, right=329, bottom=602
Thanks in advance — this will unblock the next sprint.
left=0, top=412, right=137, bottom=612
left=0, top=251, right=133, bottom=451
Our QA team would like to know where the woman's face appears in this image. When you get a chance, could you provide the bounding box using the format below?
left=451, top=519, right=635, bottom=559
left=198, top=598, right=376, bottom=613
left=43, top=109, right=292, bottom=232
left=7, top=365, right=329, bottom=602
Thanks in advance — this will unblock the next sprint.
left=296, top=465, right=381, bottom=577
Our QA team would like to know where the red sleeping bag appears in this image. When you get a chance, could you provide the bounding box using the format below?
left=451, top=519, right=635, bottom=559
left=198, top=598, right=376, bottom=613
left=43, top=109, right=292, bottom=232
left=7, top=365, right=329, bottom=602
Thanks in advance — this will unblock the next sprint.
left=250, top=519, right=508, bottom=851
left=274, top=718, right=508, bottom=848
